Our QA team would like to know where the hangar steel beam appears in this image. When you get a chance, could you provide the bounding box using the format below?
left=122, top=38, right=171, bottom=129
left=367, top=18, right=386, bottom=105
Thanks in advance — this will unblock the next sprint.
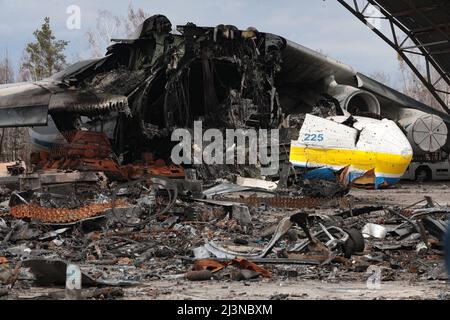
left=337, top=0, right=450, bottom=114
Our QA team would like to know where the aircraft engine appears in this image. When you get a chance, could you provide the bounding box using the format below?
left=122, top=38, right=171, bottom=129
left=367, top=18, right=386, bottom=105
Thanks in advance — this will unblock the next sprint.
left=326, top=80, right=381, bottom=115
left=398, top=111, right=448, bottom=154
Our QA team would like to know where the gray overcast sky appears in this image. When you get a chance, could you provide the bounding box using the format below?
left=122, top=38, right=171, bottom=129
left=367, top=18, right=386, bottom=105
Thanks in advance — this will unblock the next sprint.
left=0, top=0, right=402, bottom=85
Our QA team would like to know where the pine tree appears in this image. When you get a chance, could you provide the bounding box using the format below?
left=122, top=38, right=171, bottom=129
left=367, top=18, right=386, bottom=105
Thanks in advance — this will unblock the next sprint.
left=20, top=17, right=69, bottom=81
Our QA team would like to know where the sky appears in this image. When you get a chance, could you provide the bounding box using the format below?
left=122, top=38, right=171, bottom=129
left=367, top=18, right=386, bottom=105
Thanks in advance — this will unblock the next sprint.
left=0, top=0, right=402, bottom=85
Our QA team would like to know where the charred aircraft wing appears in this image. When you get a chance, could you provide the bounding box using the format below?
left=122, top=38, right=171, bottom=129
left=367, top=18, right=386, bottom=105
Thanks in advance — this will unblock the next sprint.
left=279, top=39, right=450, bottom=123
left=0, top=57, right=129, bottom=128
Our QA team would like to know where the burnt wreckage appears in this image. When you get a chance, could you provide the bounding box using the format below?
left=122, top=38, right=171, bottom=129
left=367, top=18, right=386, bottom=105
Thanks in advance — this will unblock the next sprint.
left=1, top=16, right=450, bottom=297
left=34, top=16, right=285, bottom=175
left=82, top=17, right=285, bottom=154
left=0, top=14, right=449, bottom=182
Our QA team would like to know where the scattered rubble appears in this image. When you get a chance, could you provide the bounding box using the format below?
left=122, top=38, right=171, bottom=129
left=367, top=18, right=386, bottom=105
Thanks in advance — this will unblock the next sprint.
left=0, top=166, right=448, bottom=300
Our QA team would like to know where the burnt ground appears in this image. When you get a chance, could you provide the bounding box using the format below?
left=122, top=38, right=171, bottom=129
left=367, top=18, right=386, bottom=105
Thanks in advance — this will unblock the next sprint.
left=2, top=182, right=449, bottom=301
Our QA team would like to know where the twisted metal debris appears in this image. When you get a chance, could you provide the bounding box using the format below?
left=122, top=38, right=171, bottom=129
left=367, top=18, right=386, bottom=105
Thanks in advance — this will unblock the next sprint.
left=218, top=195, right=327, bottom=209
left=10, top=200, right=128, bottom=224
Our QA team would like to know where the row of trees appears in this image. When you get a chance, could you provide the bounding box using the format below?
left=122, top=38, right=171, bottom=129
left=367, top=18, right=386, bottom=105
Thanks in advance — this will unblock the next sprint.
left=87, top=4, right=148, bottom=57
left=398, top=57, right=449, bottom=111
left=0, top=4, right=449, bottom=163
left=0, top=50, right=24, bottom=162
left=370, top=59, right=449, bottom=114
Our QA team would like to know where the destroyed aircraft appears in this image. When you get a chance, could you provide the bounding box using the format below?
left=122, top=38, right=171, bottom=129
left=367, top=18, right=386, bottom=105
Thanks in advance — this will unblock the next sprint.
left=0, top=15, right=448, bottom=188
left=290, top=114, right=413, bottom=189
left=0, top=15, right=449, bottom=300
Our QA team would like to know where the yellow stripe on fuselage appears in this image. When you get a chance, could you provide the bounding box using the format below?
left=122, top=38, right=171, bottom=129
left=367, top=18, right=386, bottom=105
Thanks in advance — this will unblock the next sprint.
left=290, top=145, right=413, bottom=176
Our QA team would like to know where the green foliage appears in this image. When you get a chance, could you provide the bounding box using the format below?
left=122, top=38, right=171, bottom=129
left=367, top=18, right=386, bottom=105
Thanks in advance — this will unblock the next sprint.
left=21, top=17, right=69, bottom=81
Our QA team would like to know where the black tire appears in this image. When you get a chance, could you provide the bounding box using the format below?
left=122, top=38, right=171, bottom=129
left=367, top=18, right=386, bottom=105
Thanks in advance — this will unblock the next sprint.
left=416, top=167, right=431, bottom=182
left=343, top=228, right=365, bottom=258
left=343, top=238, right=355, bottom=259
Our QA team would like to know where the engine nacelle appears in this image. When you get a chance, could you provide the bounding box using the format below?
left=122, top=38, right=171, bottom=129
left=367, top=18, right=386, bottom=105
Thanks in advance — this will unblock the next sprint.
left=397, top=110, right=448, bottom=154
left=325, top=80, right=381, bottom=115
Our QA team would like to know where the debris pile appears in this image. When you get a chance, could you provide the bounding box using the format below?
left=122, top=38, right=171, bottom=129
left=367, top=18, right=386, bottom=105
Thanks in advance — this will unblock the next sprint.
left=0, top=169, right=448, bottom=300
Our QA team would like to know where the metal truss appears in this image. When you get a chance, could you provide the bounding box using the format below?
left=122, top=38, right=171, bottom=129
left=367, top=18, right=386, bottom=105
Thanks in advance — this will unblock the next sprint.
left=337, top=0, right=450, bottom=114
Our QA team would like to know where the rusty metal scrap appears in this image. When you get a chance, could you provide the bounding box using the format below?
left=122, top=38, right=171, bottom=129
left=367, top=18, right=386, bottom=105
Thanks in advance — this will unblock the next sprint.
left=52, top=131, right=113, bottom=159
left=193, top=258, right=272, bottom=278
left=218, top=195, right=326, bottom=209
left=10, top=200, right=128, bottom=224
left=122, top=162, right=185, bottom=180
left=32, top=130, right=185, bottom=181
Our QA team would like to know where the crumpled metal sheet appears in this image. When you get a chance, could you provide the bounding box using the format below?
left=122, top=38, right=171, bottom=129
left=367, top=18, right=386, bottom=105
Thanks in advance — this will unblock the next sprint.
left=22, top=259, right=98, bottom=287
left=10, top=200, right=127, bottom=224
left=203, top=183, right=253, bottom=197
left=204, top=217, right=293, bottom=259
left=362, top=223, right=388, bottom=240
